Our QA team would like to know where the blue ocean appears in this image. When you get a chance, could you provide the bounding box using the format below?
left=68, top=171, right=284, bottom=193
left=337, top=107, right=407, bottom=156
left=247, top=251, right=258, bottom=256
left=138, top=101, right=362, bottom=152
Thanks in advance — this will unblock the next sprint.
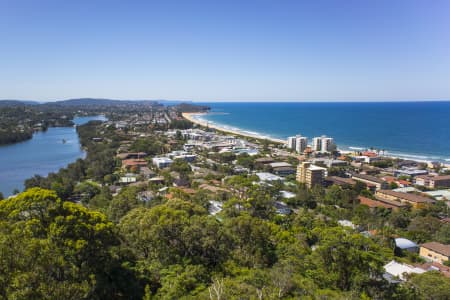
left=197, top=102, right=450, bottom=162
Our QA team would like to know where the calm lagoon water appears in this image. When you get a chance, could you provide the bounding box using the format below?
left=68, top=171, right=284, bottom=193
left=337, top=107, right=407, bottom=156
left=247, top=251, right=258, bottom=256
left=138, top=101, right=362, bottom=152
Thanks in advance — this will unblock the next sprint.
left=0, top=115, right=106, bottom=196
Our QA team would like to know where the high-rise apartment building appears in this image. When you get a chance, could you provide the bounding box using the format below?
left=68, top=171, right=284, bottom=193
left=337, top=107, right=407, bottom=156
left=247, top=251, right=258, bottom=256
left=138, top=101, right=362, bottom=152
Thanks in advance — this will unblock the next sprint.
left=296, top=162, right=326, bottom=188
left=287, top=134, right=308, bottom=153
left=295, top=136, right=308, bottom=153
left=287, top=136, right=297, bottom=150
left=312, top=135, right=335, bottom=153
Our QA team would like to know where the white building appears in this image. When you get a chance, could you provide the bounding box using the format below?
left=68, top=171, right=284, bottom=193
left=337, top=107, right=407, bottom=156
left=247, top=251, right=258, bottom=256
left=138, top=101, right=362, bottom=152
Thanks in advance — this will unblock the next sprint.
left=255, top=172, right=285, bottom=182
left=280, top=190, right=296, bottom=199
left=312, top=135, right=335, bottom=153
left=119, top=173, right=137, bottom=184
left=152, top=157, right=173, bottom=169
left=312, top=137, right=321, bottom=152
left=295, top=136, right=308, bottom=153
left=287, top=136, right=297, bottom=150
left=287, top=134, right=308, bottom=153
left=384, top=260, right=426, bottom=282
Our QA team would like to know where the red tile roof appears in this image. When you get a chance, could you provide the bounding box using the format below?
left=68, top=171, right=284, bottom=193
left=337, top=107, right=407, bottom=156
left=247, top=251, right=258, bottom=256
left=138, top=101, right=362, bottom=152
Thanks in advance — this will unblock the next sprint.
left=358, top=196, right=401, bottom=209
left=122, top=159, right=148, bottom=168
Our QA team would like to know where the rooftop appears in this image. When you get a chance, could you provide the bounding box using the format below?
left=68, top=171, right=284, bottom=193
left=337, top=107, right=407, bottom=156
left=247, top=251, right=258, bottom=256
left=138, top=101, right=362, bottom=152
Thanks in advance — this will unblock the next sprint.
left=308, top=165, right=327, bottom=171
left=384, top=260, right=425, bottom=281
left=352, top=173, right=385, bottom=184
left=152, top=157, right=173, bottom=163
left=326, top=176, right=356, bottom=186
left=378, top=190, right=435, bottom=204
left=424, top=189, right=450, bottom=201
left=358, top=196, right=401, bottom=209
left=255, top=172, right=285, bottom=182
left=395, top=169, right=429, bottom=176
left=431, top=175, right=450, bottom=181
left=270, top=162, right=293, bottom=168
left=414, top=262, right=450, bottom=278
left=255, top=157, right=275, bottom=164
left=421, top=242, right=450, bottom=257
left=122, top=159, right=148, bottom=167
left=395, top=238, right=418, bottom=250
left=280, top=190, right=296, bottom=199
left=392, top=187, right=420, bottom=193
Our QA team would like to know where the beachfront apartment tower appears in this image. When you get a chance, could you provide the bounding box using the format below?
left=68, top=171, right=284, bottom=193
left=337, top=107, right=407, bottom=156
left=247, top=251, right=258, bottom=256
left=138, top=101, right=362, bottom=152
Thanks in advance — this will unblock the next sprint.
left=287, top=136, right=297, bottom=150
left=312, top=135, right=335, bottom=153
left=287, top=135, right=308, bottom=153
left=296, top=162, right=326, bottom=188
left=295, top=136, right=308, bottom=153
left=312, top=137, right=322, bottom=152
left=321, top=136, right=335, bottom=153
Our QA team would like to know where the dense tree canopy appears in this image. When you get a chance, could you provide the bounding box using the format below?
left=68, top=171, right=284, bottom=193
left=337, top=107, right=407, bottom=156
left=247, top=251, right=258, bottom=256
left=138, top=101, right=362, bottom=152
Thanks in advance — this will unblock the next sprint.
left=3, top=112, right=449, bottom=299
left=0, top=188, right=138, bottom=299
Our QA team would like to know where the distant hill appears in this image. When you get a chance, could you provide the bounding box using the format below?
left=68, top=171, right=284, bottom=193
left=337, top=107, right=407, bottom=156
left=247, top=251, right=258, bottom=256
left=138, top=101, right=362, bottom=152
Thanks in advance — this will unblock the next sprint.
left=49, top=98, right=160, bottom=106
left=0, top=100, right=40, bottom=106
left=0, top=98, right=195, bottom=107
left=157, top=100, right=193, bottom=105
left=172, top=102, right=210, bottom=112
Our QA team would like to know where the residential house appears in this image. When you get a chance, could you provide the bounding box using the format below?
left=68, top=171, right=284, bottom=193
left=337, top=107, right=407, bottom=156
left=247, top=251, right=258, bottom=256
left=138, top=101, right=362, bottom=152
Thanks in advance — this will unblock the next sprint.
left=415, top=175, right=432, bottom=187
left=384, top=260, right=426, bottom=282
left=152, top=157, right=173, bottom=169
left=119, top=173, right=137, bottom=184
left=420, top=242, right=450, bottom=265
left=116, top=152, right=148, bottom=160
left=121, top=159, right=148, bottom=172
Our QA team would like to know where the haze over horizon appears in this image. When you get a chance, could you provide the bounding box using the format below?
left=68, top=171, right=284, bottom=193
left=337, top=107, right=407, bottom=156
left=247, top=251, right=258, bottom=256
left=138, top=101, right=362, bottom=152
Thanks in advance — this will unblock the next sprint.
left=2, top=98, right=450, bottom=104
left=1, top=0, right=449, bottom=101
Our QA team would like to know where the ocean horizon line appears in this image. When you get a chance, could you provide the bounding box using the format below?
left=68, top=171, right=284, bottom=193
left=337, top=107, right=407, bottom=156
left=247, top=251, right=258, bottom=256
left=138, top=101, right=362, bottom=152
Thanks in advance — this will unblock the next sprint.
left=191, top=103, right=450, bottom=164
left=194, top=99, right=450, bottom=104
left=2, top=98, right=450, bottom=103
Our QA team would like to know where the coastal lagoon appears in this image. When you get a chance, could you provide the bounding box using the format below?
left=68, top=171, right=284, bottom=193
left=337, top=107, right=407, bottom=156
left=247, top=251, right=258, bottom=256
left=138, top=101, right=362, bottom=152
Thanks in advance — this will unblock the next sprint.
left=197, top=102, right=450, bottom=163
left=0, top=115, right=106, bottom=196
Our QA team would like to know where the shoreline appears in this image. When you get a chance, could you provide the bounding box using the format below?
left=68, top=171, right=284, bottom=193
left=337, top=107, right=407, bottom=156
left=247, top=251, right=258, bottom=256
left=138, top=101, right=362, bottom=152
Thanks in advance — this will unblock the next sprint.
left=183, top=112, right=450, bottom=167
left=0, top=115, right=105, bottom=197
left=182, top=112, right=287, bottom=145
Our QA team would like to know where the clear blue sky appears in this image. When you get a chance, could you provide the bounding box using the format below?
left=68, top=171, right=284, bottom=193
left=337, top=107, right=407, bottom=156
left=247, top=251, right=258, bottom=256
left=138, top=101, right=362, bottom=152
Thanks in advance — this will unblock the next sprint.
left=1, top=0, right=449, bottom=101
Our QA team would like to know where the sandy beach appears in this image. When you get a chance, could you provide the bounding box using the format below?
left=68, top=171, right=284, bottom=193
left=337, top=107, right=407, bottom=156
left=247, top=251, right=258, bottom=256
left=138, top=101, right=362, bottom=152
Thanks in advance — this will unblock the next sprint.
left=182, top=112, right=287, bottom=145
left=182, top=112, right=450, bottom=167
